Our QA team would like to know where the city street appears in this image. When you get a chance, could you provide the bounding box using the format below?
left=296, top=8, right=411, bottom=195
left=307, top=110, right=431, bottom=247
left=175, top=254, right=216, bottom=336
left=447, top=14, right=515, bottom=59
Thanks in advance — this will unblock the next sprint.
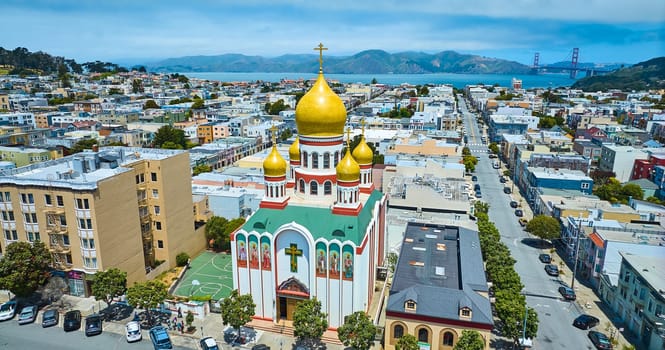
left=458, top=96, right=596, bottom=349
left=0, top=319, right=194, bottom=350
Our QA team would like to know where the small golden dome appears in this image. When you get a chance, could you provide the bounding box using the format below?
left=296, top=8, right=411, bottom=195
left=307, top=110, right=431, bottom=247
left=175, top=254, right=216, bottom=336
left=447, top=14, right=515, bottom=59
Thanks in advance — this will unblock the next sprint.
left=263, top=146, right=287, bottom=177
left=336, top=149, right=360, bottom=182
left=352, top=136, right=373, bottom=165
left=295, top=73, right=347, bottom=136
left=289, top=136, right=300, bottom=161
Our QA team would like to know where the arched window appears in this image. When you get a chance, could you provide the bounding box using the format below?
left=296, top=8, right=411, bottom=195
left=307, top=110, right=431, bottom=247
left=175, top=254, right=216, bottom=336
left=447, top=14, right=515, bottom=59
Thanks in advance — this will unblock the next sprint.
left=310, top=181, right=318, bottom=195
left=418, top=328, right=428, bottom=343
left=443, top=332, right=454, bottom=346
left=393, top=324, right=404, bottom=339
left=303, top=151, right=308, bottom=167
left=324, top=181, right=332, bottom=195
left=299, top=179, right=305, bottom=193
left=334, top=151, right=340, bottom=166
left=323, top=152, right=330, bottom=168
left=312, top=152, right=319, bottom=168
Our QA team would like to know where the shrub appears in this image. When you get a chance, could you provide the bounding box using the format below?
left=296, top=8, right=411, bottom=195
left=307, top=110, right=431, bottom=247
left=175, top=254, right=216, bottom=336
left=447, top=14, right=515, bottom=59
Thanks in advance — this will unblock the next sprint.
left=176, top=252, right=190, bottom=267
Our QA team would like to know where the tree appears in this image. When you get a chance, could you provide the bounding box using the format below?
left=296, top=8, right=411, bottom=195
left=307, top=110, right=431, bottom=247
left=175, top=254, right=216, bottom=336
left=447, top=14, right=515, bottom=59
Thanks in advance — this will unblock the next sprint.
left=153, top=125, right=186, bottom=149
left=175, top=252, right=190, bottom=267
left=337, top=311, right=376, bottom=350
left=293, top=298, right=328, bottom=348
left=193, top=164, right=212, bottom=176
left=126, top=280, right=168, bottom=326
left=463, top=155, right=478, bottom=173
left=220, top=289, right=255, bottom=338
left=386, top=252, right=398, bottom=272
left=371, top=78, right=378, bottom=84
left=143, top=99, right=160, bottom=109
left=91, top=268, right=127, bottom=307
left=205, top=216, right=245, bottom=251
left=621, top=183, right=644, bottom=201
left=132, top=79, right=144, bottom=93
left=69, top=138, right=99, bottom=154
left=265, top=99, right=289, bottom=115
left=525, top=215, right=561, bottom=244
left=191, top=99, right=205, bottom=109
left=185, top=310, right=194, bottom=330
left=488, top=142, right=500, bottom=154
left=0, top=241, right=52, bottom=297
left=395, top=334, right=419, bottom=350
left=454, top=330, right=485, bottom=350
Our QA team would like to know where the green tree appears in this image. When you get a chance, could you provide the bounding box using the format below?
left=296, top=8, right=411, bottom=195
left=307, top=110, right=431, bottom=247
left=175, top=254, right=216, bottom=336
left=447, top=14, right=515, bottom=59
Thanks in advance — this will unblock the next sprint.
left=126, top=280, right=168, bottom=326
left=220, top=289, right=256, bottom=338
left=280, top=129, right=293, bottom=142
left=463, top=155, right=478, bottom=173
left=69, top=138, right=99, bottom=154
left=488, top=142, right=499, bottom=154
left=193, top=164, right=212, bottom=176
left=108, top=87, right=123, bottom=95
left=621, top=183, right=644, bottom=201
left=525, top=215, right=561, bottom=244
left=462, top=147, right=471, bottom=156
left=204, top=216, right=245, bottom=251
left=185, top=310, right=194, bottom=329
left=143, top=99, right=160, bottom=109
left=265, top=99, right=289, bottom=115
left=454, top=330, right=485, bottom=350
left=91, top=268, right=127, bottom=307
left=371, top=78, right=378, bottom=84
left=191, top=99, right=205, bottom=109
left=293, top=298, right=328, bottom=348
left=386, top=252, right=398, bottom=272
left=0, top=241, right=51, bottom=297
left=395, top=334, right=419, bottom=350
left=153, top=125, right=186, bottom=149
left=337, top=311, right=376, bottom=350
left=132, top=79, right=144, bottom=93
left=175, top=252, right=190, bottom=267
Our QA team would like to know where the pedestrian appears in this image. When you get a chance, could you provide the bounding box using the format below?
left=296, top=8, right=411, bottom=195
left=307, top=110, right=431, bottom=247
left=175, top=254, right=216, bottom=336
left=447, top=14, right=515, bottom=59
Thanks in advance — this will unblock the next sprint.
left=177, top=306, right=182, bottom=318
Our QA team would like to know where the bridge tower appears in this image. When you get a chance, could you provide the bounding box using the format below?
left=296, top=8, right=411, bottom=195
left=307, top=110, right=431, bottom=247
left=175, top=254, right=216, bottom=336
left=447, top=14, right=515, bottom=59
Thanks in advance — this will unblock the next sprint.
left=570, top=48, right=579, bottom=79
left=533, top=52, right=540, bottom=68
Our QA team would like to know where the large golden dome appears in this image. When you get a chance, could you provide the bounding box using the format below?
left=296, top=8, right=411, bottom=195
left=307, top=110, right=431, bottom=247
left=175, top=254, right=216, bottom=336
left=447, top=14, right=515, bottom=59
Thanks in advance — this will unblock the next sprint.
left=263, top=146, right=287, bottom=177
left=352, top=136, right=373, bottom=165
left=295, top=73, right=347, bottom=136
left=289, top=136, right=300, bottom=161
left=336, top=148, right=360, bottom=182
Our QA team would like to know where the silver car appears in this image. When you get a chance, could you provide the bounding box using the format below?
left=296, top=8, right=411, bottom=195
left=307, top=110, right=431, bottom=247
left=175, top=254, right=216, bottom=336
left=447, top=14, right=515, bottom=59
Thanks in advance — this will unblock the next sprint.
left=17, top=305, right=38, bottom=325
left=125, top=321, right=142, bottom=342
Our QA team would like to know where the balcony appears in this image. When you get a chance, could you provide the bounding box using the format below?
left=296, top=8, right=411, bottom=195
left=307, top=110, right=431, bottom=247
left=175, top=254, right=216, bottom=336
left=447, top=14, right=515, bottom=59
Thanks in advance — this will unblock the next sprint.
left=142, top=230, right=152, bottom=241
left=48, top=243, right=70, bottom=254
left=43, top=207, right=65, bottom=215
left=140, top=213, right=151, bottom=224
left=46, top=224, right=68, bottom=234
left=138, top=198, right=148, bottom=207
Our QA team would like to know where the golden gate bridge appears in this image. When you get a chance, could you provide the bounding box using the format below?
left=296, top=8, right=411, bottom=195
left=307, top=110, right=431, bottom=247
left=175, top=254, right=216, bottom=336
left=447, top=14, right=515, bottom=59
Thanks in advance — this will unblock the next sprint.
left=531, top=48, right=615, bottom=79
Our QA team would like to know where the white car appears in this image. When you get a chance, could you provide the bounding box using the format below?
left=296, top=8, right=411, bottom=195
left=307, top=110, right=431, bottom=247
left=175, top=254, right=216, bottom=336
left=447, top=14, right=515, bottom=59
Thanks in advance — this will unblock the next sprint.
left=0, top=301, right=17, bottom=321
left=125, top=321, right=142, bottom=342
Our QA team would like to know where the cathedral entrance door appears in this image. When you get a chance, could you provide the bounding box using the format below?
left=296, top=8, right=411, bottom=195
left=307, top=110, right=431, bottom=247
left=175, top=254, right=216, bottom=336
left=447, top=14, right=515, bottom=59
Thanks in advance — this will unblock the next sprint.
left=276, top=277, right=310, bottom=321
left=278, top=297, right=301, bottom=321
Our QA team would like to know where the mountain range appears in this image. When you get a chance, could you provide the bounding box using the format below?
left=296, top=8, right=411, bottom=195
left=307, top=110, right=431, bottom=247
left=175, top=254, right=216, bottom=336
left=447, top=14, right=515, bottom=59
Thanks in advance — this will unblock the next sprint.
left=146, top=50, right=535, bottom=75
left=572, top=57, right=665, bottom=91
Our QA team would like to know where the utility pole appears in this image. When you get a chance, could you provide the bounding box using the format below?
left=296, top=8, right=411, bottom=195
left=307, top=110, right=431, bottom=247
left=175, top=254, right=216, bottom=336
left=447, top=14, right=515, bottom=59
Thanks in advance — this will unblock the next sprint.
left=571, top=216, right=582, bottom=289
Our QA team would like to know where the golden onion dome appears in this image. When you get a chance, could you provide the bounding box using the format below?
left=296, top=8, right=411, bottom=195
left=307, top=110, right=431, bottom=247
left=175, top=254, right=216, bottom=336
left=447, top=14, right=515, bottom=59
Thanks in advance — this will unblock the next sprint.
left=352, top=136, right=374, bottom=165
left=336, top=149, right=360, bottom=182
left=295, top=73, right=347, bottom=136
left=289, top=136, right=300, bottom=161
left=263, top=146, right=287, bottom=177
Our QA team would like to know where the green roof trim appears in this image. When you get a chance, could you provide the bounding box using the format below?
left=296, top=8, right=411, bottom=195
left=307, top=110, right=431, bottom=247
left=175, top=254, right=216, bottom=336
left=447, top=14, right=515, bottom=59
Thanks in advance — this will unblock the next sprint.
left=241, top=190, right=384, bottom=246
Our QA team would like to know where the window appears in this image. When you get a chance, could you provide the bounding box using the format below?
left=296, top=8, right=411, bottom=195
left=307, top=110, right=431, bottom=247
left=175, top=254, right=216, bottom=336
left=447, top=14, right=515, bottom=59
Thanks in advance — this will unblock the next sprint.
left=324, top=181, right=332, bottom=195
left=152, top=189, right=159, bottom=198
left=81, top=238, right=95, bottom=249
left=63, top=234, right=70, bottom=246
left=157, top=240, right=164, bottom=248
left=76, top=198, right=89, bottom=209
left=418, top=328, right=429, bottom=343
left=312, top=152, right=319, bottom=168
left=135, top=173, right=145, bottom=184
left=302, top=152, right=308, bottom=167
left=323, top=152, right=330, bottom=168
left=299, top=179, right=305, bottom=193
left=154, top=206, right=161, bottom=215
left=393, top=324, right=404, bottom=339
left=4, top=230, right=18, bottom=240
left=581, top=182, right=590, bottom=190
left=24, top=213, right=37, bottom=223
left=44, top=194, right=52, bottom=206
left=56, top=195, right=64, bottom=207
left=461, top=308, right=471, bottom=317
left=310, top=181, right=318, bottom=195
left=155, top=221, right=162, bottom=230
left=334, top=151, right=339, bottom=166
left=27, top=231, right=40, bottom=242
left=21, top=193, right=34, bottom=204
left=151, top=172, right=157, bottom=181
left=1, top=211, right=6, bottom=221
left=84, top=257, right=97, bottom=269
left=59, top=215, right=67, bottom=226
left=3, top=192, right=9, bottom=202
left=78, top=218, right=93, bottom=229
left=443, top=332, right=454, bottom=346
left=7, top=211, right=13, bottom=221
left=406, top=301, right=416, bottom=310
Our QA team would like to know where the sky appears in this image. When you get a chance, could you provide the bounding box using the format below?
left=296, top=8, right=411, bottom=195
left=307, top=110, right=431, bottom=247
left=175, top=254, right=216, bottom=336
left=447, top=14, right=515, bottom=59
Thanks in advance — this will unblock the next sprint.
left=2, top=0, right=664, bottom=66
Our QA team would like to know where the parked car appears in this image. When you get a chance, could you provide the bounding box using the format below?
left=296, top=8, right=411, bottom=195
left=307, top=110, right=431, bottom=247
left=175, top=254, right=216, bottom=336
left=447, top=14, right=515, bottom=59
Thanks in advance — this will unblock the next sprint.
left=149, top=325, right=172, bottom=349
left=503, top=187, right=512, bottom=194
left=252, top=345, right=271, bottom=350
left=588, top=330, right=613, bottom=349
left=125, top=321, right=142, bottom=342
left=510, top=200, right=519, bottom=208
left=519, top=218, right=528, bottom=227
left=475, top=191, right=482, bottom=198
left=514, top=209, right=524, bottom=217
left=538, top=254, right=551, bottom=263
left=0, top=300, right=17, bottom=321
left=17, top=305, right=38, bottom=325
left=63, top=310, right=82, bottom=332
left=545, top=264, right=559, bottom=276
left=573, top=314, right=600, bottom=330
left=499, top=176, right=506, bottom=183
left=558, top=286, right=577, bottom=301
left=489, top=154, right=498, bottom=159
left=85, top=314, right=103, bottom=336
left=41, top=308, right=59, bottom=328
left=200, top=336, right=220, bottom=350
left=471, top=175, right=478, bottom=182
left=474, top=184, right=481, bottom=191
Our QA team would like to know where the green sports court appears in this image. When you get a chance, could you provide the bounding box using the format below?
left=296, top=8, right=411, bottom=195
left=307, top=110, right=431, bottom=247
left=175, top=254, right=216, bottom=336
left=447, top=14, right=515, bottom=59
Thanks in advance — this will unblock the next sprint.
left=173, top=251, right=234, bottom=301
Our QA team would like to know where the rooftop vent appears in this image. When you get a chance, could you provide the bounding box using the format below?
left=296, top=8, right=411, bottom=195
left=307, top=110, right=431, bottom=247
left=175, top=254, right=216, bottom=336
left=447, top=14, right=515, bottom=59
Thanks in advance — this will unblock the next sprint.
left=412, top=247, right=426, bottom=251
left=409, top=261, right=424, bottom=267
left=404, top=238, right=414, bottom=243
left=435, top=266, right=445, bottom=276
left=436, top=243, right=447, bottom=251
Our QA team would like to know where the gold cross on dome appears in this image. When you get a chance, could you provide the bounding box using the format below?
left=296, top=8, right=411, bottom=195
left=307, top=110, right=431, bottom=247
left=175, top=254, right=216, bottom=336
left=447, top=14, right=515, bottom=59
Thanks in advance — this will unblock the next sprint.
left=346, top=127, right=351, bottom=147
left=270, top=125, right=278, bottom=144
left=360, top=118, right=366, bottom=136
left=314, top=43, right=328, bottom=72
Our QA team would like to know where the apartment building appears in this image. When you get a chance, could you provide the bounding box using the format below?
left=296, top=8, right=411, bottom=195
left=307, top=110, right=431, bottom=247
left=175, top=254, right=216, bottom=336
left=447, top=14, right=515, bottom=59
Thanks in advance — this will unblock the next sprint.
left=0, top=147, right=203, bottom=296
left=0, top=146, right=62, bottom=167
left=599, top=145, right=649, bottom=182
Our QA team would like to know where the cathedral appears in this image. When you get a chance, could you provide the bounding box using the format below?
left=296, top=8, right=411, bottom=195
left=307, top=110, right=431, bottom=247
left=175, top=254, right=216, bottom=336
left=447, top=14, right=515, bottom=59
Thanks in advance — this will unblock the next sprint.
left=230, top=44, right=387, bottom=328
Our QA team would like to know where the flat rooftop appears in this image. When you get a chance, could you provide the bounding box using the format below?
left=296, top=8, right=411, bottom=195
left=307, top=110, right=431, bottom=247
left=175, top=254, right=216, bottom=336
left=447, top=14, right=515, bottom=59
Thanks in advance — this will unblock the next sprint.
left=621, top=253, right=665, bottom=295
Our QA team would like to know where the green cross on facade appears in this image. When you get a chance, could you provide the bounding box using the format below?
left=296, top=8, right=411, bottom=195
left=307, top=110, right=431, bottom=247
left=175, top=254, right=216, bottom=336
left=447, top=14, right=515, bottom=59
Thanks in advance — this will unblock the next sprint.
left=284, top=243, right=303, bottom=273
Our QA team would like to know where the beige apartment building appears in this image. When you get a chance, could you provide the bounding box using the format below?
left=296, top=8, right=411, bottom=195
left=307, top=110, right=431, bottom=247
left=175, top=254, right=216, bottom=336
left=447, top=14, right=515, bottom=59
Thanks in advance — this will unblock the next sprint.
left=0, top=147, right=204, bottom=296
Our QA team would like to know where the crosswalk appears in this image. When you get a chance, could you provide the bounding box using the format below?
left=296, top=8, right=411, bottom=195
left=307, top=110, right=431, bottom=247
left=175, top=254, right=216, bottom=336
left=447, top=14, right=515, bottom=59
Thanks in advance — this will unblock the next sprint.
left=470, top=149, right=488, bottom=153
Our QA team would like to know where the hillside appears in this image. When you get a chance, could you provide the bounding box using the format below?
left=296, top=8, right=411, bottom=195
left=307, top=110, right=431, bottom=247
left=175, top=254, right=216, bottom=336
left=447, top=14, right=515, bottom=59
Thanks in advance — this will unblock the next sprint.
left=147, top=50, right=533, bottom=74
left=571, top=57, right=665, bottom=91
left=0, top=47, right=128, bottom=75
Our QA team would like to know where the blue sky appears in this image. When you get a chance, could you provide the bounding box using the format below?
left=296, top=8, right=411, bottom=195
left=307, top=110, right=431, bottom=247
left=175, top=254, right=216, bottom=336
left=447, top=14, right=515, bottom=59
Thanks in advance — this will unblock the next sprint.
left=2, top=0, right=663, bottom=65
